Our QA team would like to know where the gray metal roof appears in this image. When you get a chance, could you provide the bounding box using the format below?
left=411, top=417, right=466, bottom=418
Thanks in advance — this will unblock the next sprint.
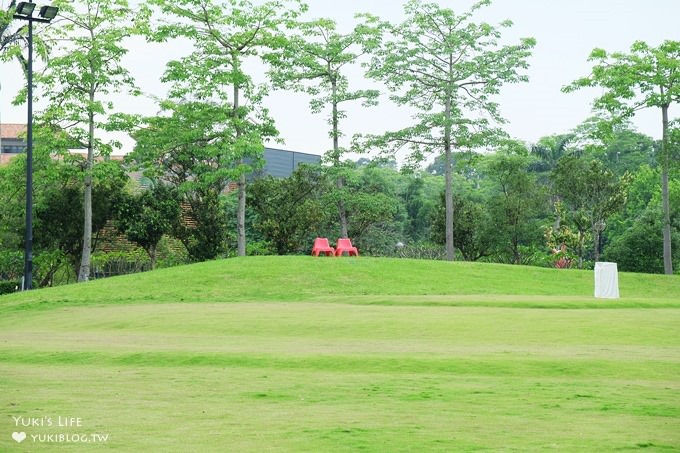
left=260, top=147, right=321, bottom=178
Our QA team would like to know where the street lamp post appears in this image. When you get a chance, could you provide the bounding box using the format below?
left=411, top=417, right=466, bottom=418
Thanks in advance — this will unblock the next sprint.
left=11, top=1, right=58, bottom=290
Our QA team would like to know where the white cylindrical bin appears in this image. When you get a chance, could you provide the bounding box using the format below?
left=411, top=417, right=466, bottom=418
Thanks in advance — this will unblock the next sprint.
left=594, top=262, right=620, bottom=299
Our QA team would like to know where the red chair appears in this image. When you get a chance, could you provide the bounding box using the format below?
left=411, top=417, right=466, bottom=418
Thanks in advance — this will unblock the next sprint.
left=335, top=238, right=359, bottom=257
left=312, top=237, right=335, bottom=257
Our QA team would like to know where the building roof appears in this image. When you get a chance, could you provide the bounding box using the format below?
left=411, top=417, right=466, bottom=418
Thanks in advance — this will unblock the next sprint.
left=0, top=123, right=26, bottom=139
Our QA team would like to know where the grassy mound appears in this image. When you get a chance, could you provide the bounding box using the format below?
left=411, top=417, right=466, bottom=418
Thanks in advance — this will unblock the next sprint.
left=2, top=256, right=678, bottom=311
left=1, top=257, right=678, bottom=451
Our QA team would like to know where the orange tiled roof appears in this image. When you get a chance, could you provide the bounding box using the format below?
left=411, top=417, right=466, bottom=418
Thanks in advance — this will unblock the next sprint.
left=0, top=123, right=26, bottom=139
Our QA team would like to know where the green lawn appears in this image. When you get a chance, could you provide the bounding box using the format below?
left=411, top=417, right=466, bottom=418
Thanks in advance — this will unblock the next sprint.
left=1, top=257, right=679, bottom=451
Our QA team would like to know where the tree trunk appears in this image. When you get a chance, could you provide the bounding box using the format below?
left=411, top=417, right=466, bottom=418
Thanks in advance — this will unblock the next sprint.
left=331, top=79, right=349, bottom=238
left=234, top=66, right=247, bottom=257
left=149, top=244, right=157, bottom=270
left=77, top=94, right=95, bottom=282
left=661, top=103, right=673, bottom=274
left=78, top=165, right=93, bottom=281
left=552, top=196, right=562, bottom=231
left=237, top=173, right=247, bottom=256
left=593, top=225, right=601, bottom=263
left=512, top=236, right=520, bottom=265
left=443, top=79, right=455, bottom=261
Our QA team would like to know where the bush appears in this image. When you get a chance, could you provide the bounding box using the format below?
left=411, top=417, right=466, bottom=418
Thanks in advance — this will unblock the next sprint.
left=247, top=241, right=275, bottom=256
left=483, top=245, right=556, bottom=268
left=90, top=250, right=151, bottom=279
left=0, top=280, right=21, bottom=295
left=396, top=242, right=446, bottom=260
left=604, top=207, right=679, bottom=274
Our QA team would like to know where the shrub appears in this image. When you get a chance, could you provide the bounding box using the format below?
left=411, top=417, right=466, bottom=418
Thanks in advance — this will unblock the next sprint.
left=396, top=242, right=446, bottom=260
left=0, top=280, right=21, bottom=295
left=90, top=250, right=151, bottom=279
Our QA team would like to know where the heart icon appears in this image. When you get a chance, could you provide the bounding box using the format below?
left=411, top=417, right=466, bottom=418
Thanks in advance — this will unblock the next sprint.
left=12, top=432, right=26, bottom=443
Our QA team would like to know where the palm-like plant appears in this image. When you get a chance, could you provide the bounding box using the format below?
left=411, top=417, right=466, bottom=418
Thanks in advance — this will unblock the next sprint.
left=529, top=133, right=576, bottom=173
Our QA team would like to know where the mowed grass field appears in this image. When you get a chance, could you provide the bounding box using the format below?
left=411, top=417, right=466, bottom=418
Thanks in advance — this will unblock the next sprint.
left=1, top=256, right=679, bottom=451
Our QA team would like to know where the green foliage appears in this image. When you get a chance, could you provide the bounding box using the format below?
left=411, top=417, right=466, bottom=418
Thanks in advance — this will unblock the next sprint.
left=36, top=0, right=139, bottom=156
left=245, top=240, right=275, bottom=257
left=179, top=190, right=228, bottom=262
left=564, top=40, right=680, bottom=118
left=564, top=39, right=680, bottom=274
left=90, top=250, right=151, bottom=278
left=33, top=160, right=127, bottom=272
left=116, top=184, right=181, bottom=268
left=600, top=129, right=657, bottom=175
left=543, top=203, right=580, bottom=269
left=604, top=206, right=678, bottom=274
left=338, top=165, right=402, bottom=254
left=0, top=251, right=23, bottom=281
left=266, top=13, right=382, bottom=237
left=130, top=101, right=246, bottom=192
left=552, top=156, right=632, bottom=265
left=529, top=133, right=576, bottom=174
left=431, top=192, right=491, bottom=261
left=1, top=0, right=54, bottom=74
left=362, top=0, right=536, bottom=158
left=249, top=165, right=329, bottom=255
left=129, top=101, right=244, bottom=261
left=395, top=242, right=446, bottom=260
left=484, top=148, right=547, bottom=264
left=0, top=249, right=72, bottom=289
left=153, top=236, right=190, bottom=269
left=0, top=280, right=23, bottom=295
left=30, top=0, right=142, bottom=282
left=605, top=165, right=680, bottom=274
left=402, top=176, right=436, bottom=242
left=268, top=15, right=380, bottom=163
left=0, top=155, right=32, bottom=251
left=33, top=249, right=73, bottom=287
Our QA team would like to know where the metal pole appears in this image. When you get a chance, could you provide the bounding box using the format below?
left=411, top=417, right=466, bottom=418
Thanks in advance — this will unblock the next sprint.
left=22, top=3, right=33, bottom=290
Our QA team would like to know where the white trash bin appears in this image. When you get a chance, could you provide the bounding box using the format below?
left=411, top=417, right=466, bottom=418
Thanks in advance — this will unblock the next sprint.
left=594, top=262, right=619, bottom=299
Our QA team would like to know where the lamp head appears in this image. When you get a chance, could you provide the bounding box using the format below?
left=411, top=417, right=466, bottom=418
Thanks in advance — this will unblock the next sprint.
left=15, top=2, right=36, bottom=16
left=38, top=5, right=58, bottom=20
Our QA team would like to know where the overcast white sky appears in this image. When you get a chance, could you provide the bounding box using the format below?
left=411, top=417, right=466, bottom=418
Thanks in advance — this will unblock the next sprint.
left=1, top=0, right=679, bottom=158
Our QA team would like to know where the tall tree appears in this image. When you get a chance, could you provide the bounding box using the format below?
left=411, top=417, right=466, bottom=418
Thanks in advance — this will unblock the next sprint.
left=268, top=17, right=380, bottom=238
left=363, top=0, right=535, bottom=260
left=146, top=0, right=305, bottom=256
left=563, top=40, right=680, bottom=274
left=37, top=0, right=139, bottom=282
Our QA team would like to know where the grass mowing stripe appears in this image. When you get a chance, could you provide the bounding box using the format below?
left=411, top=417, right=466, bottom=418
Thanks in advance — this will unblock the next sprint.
left=3, top=296, right=680, bottom=316
left=0, top=350, right=677, bottom=380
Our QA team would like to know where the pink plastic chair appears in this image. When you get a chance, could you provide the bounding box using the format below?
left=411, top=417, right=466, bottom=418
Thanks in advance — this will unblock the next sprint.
left=312, top=237, right=335, bottom=257
left=335, top=238, right=359, bottom=257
